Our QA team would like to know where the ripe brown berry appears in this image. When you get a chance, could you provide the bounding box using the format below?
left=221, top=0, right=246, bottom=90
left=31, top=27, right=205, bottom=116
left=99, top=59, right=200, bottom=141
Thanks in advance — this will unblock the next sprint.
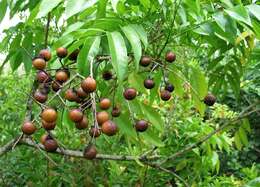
left=32, top=57, right=46, bottom=70
left=123, top=88, right=137, bottom=100
left=41, top=108, right=58, bottom=123
left=81, top=77, right=96, bottom=93
left=99, top=98, right=111, bottom=110
left=165, top=51, right=176, bottom=63
left=144, top=79, right=155, bottom=89
left=75, top=116, right=88, bottom=130
left=83, top=145, right=97, bottom=159
left=34, top=90, right=48, bottom=103
left=40, top=134, right=48, bottom=144
left=96, top=111, right=109, bottom=125
left=55, top=69, right=69, bottom=83
left=160, top=90, right=171, bottom=101
left=39, top=49, right=52, bottom=61
left=111, top=107, right=121, bottom=117
left=65, top=89, right=79, bottom=102
left=36, top=71, right=51, bottom=83
left=56, top=47, right=68, bottom=58
left=102, top=71, right=113, bottom=80
left=52, top=81, right=62, bottom=92
left=135, top=120, right=148, bottom=132
left=89, top=127, right=101, bottom=138
left=204, top=93, right=216, bottom=106
left=101, top=120, right=118, bottom=136
left=165, top=83, right=174, bottom=92
left=44, top=139, right=58, bottom=152
left=140, top=56, right=151, bottom=67
left=21, top=121, right=36, bottom=135
left=42, top=120, right=56, bottom=130
left=69, top=109, right=83, bottom=122
left=68, top=49, right=80, bottom=61
left=76, top=87, right=88, bottom=98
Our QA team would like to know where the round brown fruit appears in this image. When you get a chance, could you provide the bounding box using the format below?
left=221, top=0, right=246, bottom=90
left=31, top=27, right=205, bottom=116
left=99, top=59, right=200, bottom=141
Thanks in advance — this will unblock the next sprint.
left=111, top=107, right=121, bottom=117
left=40, top=134, right=48, bottom=144
left=41, top=108, right=58, bottom=123
left=140, top=56, right=151, bottom=67
left=34, top=90, right=48, bottom=103
left=52, top=81, right=62, bottom=92
left=101, top=120, right=118, bottom=136
left=165, top=83, right=174, bottom=92
left=56, top=47, right=68, bottom=58
left=21, top=121, right=36, bottom=135
left=96, top=111, right=109, bottom=125
left=81, top=77, right=96, bottom=93
left=75, top=116, right=88, bottom=130
left=83, top=145, right=97, bottom=160
left=32, top=57, right=46, bottom=70
left=160, top=90, right=171, bottom=101
left=44, top=139, right=58, bottom=152
left=68, top=49, right=79, bottom=61
left=36, top=71, right=50, bottom=83
left=76, top=87, right=88, bottom=98
left=42, top=120, right=56, bottom=130
left=204, top=93, right=216, bottom=106
left=102, top=71, right=113, bottom=80
left=65, top=89, right=79, bottom=102
left=144, top=79, right=155, bottom=89
left=69, top=109, right=83, bottom=122
left=55, top=69, right=69, bottom=83
left=89, top=127, right=101, bottom=138
left=99, top=98, right=111, bottom=110
left=39, top=49, right=51, bottom=61
left=123, top=88, right=137, bottom=100
left=165, top=51, right=176, bottom=63
left=135, top=120, right=148, bottom=132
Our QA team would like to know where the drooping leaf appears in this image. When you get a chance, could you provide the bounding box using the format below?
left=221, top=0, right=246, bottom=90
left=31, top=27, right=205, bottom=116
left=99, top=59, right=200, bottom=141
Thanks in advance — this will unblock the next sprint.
left=37, top=0, right=63, bottom=18
left=225, top=4, right=252, bottom=26
left=107, top=31, right=128, bottom=82
left=234, top=131, right=242, bottom=150
left=0, top=0, right=7, bottom=23
left=131, top=24, right=148, bottom=50
left=65, top=0, right=97, bottom=19
left=121, top=25, right=142, bottom=71
left=77, top=36, right=101, bottom=76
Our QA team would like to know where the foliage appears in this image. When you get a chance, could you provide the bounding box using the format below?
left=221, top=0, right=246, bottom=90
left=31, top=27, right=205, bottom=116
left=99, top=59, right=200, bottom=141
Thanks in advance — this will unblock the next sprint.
left=0, top=0, right=260, bottom=186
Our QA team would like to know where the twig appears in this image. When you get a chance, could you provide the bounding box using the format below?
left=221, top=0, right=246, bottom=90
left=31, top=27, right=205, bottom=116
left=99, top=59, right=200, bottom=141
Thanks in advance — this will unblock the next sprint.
left=44, top=13, right=51, bottom=48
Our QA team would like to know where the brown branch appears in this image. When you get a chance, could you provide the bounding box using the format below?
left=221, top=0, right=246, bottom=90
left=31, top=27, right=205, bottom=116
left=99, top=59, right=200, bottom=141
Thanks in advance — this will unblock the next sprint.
left=160, top=104, right=260, bottom=165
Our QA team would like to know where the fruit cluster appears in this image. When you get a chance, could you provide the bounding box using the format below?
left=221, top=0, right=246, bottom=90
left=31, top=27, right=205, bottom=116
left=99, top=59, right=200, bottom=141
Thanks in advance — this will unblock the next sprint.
left=21, top=48, right=216, bottom=159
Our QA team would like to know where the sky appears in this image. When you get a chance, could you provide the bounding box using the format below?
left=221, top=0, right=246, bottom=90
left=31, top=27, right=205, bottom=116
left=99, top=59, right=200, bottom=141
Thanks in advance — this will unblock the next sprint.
left=0, top=9, right=20, bottom=61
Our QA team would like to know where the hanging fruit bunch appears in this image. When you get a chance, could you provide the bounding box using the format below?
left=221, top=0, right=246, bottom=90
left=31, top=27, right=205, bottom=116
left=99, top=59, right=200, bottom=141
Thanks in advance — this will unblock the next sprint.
left=21, top=47, right=216, bottom=160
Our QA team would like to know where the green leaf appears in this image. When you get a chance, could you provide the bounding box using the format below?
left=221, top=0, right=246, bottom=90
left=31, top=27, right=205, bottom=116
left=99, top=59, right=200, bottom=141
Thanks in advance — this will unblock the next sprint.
left=176, top=159, right=187, bottom=171
left=0, top=0, right=7, bottom=23
left=10, top=50, right=23, bottom=71
left=114, top=112, right=137, bottom=140
left=77, top=36, right=101, bottom=76
left=37, top=0, right=63, bottom=18
left=225, top=4, right=252, bottom=26
left=107, top=31, right=128, bottom=82
left=234, top=131, right=242, bottom=150
left=168, top=65, right=184, bottom=97
left=111, top=0, right=120, bottom=12
left=131, top=24, right=148, bottom=50
left=121, top=25, right=142, bottom=71
left=141, top=103, right=164, bottom=132
left=211, top=151, right=219, bottom=168
left=128, top=72, right=146, bottom=93
left=65, top=0, right=97, bottom=19
left=238, top=127, right=248, bottom=146
left=190, top=61, right=208, bottom=115
left=247, top=4, right=260, bottom=20
left=140, top=128, right=164, bottom=147
left=242, top=118, right=251, bottom=133
left=96, top=0, right=108, bottom=18
left=63, top=22, right=85, bottom=36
